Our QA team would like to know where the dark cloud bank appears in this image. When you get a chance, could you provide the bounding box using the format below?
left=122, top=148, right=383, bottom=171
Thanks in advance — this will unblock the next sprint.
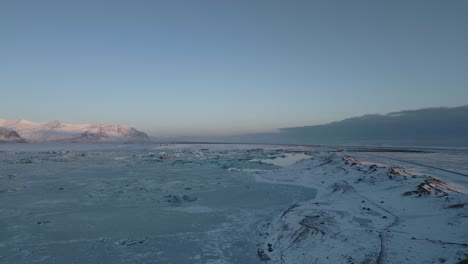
left=179, top=106, right=468, bottom=147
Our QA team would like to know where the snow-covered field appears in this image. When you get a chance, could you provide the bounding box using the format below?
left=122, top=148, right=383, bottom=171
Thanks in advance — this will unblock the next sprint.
left=0, top=144, right=467, bottom=263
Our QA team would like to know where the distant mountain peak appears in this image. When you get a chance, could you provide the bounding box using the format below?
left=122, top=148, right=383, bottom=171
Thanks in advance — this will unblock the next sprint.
left=15, top=118, right=34, bottom=124
left=47, top=120, right=65, bottom=129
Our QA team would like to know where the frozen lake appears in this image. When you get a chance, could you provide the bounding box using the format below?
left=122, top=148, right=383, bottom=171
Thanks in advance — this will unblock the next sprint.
left=0, top=144, right=316, bottom=264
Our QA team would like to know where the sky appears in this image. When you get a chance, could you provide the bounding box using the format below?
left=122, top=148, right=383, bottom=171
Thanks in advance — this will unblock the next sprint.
left=1, top=0, right=467, bottom=136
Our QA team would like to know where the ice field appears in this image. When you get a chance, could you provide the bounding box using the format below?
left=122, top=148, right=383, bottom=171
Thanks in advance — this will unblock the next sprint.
left=0, top=144, right=467, bottom=263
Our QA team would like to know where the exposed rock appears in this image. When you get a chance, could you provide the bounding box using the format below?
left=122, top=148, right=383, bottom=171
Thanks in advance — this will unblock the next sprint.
left=403, top=177, right=464, bottom=196
left=0, top=127, right=25, bottom=143
left=46, top=120, right=65, bottom=129
left=343, top=156, right=361, bottom=166
left=388, top=167, right=414, bottom=176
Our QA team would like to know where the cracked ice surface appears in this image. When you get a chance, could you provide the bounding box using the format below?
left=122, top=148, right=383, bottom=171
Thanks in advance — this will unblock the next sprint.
left=1, top=143, right=467, bottom=264
left=0, top=143, right=315, bottom=263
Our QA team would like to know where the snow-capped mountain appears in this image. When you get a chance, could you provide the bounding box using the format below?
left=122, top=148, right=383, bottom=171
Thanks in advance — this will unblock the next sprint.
left=0, top=119, right=150, bottom=143
left=0, top=127, right=26, bottom=143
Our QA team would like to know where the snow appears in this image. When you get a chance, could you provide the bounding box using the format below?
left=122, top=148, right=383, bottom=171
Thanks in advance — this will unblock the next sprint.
left=0, top=143, right=466, bottom=263
left=0, top=119, right=149, bottom=143
left=255, top=151, right=468, bottom=264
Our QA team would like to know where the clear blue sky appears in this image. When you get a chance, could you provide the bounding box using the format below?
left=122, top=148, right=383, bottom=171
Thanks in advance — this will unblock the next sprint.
left=1, top=0, right=467, bottom=136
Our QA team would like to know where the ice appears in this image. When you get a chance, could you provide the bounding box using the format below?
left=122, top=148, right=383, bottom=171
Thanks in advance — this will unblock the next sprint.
left=0, top=143, right=467, bottom=263
left=252, top=153, right=312, bottom=167
left=0, top=143, right=315, bottom=263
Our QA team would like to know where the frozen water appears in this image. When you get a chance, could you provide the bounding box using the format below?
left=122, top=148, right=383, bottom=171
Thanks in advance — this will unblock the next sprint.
left=254, top=153, right=312, bottom=167
left=0, top=144, right=315, bottom=264
left=1, top=143, right=467, bottom=263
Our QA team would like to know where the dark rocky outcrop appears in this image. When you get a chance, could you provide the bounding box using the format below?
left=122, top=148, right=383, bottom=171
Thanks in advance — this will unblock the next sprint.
left=0, top=127, right=25, bottom=143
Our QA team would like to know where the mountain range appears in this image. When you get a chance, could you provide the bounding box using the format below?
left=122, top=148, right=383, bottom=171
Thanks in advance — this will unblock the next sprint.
left=264, top=105, right=468, bottom=146
left=172, top=105, right=468, bottom=147
left=0, top=119, right=149, bottom=143
left=3, top=105, right=468, bottom=146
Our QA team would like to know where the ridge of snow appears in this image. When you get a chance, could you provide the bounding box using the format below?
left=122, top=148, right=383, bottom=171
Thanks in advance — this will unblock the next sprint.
left=255, top=151, right=468, bottom=263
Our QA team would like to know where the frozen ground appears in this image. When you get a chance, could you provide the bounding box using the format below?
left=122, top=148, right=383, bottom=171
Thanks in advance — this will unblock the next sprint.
left=255, top=149, right=468, bottom=264
left=0, top=144, right=467, bottom=263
